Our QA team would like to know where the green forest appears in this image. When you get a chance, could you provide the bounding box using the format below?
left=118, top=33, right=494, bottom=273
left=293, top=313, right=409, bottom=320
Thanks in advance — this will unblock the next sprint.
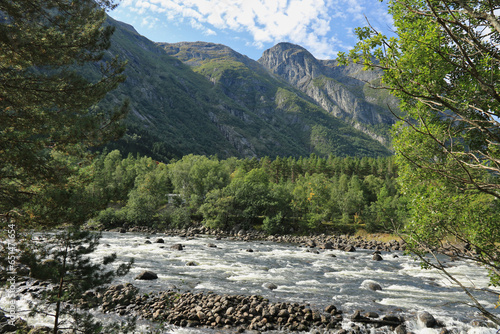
left=87, top=151, right=404, bottom=234
left=1, top=0, right=499, bottom=331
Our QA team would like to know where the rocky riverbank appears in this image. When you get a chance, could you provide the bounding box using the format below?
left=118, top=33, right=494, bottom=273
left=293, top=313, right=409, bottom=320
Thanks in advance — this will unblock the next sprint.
left=97, top=283, right=410, bottom=333
left=113, top=225, right=408, bottom=253
left=4, top=276, right=491, bottom=334
left=1, top=279, right=410, bottom=334
left=3, top=228, right=491, bottom=334
left=113, top=224, right=476, bottom=258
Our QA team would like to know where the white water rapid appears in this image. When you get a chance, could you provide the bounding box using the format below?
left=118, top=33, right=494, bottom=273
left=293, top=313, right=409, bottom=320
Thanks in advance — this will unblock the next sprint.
left=2, top=231, right=499, bottom=333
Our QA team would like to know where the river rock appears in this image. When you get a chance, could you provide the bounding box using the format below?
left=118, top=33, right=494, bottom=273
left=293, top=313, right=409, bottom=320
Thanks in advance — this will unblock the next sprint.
left=351, top=310, right=364, bottom=320
left=263, top=283, right=278, bottom=290
left=395, top=324, right=407, bottom=334
left=344, top=245, right=356, bottom=252
left=382, top=314, right=402, bottom=323
left=363, top=280, right=382, bottom=291
left=324, top=305, right=337, bottom=314
left=418, top=311, right=437, bottom=328
left=321, top=241, right=334, bottom=249
left=155, top=238, right=165, bottom=243
left=135, top=271, right=158, bottom=280
left=306, top=240, right=316, bottom=248
left=364, top=311, right=379, bottom=318
left=171, top=244, right=183, bottom=250
left=372, top=253, right=383, bottom=261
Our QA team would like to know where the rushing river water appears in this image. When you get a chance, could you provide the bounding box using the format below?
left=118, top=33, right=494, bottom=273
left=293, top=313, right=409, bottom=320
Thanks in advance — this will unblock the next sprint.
left=87, top=232, right=500, bottom=334
left=2, top=231, right=500, bottom=333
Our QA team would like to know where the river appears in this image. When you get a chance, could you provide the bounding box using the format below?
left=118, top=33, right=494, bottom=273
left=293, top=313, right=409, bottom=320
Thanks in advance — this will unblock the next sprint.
left=93, top=232, right=499, bottom=333
left=2, top=231, right=500, bottom=333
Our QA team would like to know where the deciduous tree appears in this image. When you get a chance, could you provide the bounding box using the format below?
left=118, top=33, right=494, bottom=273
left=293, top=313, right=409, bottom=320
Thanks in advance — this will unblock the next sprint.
left=339, top=0, right=500, bottom=324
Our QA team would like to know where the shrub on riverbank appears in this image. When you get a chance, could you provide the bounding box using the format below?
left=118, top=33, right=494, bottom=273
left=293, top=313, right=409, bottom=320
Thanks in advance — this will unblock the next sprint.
left=88, top=151, right=406, bottom=235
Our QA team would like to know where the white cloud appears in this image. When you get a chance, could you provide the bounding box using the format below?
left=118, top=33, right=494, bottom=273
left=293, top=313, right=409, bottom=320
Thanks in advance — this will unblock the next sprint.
left=120, top=0, right=135, bottom=7
left=203, top=28, right=217, bottom=36
left=121, top=0, right=393, bottom=59
left=141, top=15, right=159, bottom=29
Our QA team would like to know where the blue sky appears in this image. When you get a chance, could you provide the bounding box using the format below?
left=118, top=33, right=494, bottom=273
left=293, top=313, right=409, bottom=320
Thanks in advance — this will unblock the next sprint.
left=109, top=0, right=394, bottom=61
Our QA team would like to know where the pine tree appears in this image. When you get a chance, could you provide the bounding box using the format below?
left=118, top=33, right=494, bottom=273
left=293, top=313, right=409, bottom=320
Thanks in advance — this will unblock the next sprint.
left=0, top=0, right=132, bottom=332
left=0, top=0, right=128, bottom=227
left=19, top=228, right=134, bottom=334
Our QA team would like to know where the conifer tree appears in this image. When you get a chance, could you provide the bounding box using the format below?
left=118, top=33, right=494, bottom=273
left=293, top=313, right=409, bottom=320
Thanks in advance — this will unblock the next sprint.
left=0, top=0, right=132, bottom=332
left=0, top=0, right=128, bottom=227
left=19, top=228, right=134, bottom=334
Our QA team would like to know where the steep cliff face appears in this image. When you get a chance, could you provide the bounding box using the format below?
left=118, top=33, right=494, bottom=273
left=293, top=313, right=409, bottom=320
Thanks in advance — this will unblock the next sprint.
left=257, top=43, right=323, bottom=87
left=101, top=18, right=391, bottom=160
left=158, top=41, right=391, bottom=158
left=258, top=43, right=398, bottom=145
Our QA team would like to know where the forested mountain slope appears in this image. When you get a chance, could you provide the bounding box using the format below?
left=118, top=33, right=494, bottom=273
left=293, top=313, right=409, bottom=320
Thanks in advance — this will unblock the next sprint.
left=100, top=18, right=393, bottom=160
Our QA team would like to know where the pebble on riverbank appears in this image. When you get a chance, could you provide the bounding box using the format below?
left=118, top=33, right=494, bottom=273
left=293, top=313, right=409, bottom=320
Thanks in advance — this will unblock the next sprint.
left=92, top=283, right=411, bottom=333
left=14, top=226, right=486, bottom=333
left=118, top=225, right=408, bottom=254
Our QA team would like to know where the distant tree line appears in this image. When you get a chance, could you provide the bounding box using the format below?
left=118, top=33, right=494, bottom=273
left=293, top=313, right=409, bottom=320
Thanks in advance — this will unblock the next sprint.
left=88, top=151, right=406, bottom=234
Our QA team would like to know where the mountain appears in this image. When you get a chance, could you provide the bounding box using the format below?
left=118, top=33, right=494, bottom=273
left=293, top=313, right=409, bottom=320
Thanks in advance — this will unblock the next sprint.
left=99, top=17, right=393, bottom=161
left=258, top=43, right=399, bottom=145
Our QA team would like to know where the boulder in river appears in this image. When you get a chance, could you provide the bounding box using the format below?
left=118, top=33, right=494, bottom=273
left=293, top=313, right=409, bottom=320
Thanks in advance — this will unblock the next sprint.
left=135, top=271, right=158, bottom=280
left=263, top=283, right=278, bottom=290
left=171, top=244, right=183, bottom=251
left=418, top=311, right=437, bottom=328
left=362, top=280, right=383, bottom=291
left=344, top=245, right=356, bottom=252
left=364, top=311, right=379, bottom=318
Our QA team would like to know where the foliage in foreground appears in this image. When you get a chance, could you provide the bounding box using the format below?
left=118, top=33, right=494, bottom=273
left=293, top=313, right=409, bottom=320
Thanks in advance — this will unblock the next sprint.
left=0, top=0, right=128, bottom=229
left=0, top=228, right=135, bottom=334
left=338, top=0, right=500, bottom=324
left=0, top=0, right=131, bottom=332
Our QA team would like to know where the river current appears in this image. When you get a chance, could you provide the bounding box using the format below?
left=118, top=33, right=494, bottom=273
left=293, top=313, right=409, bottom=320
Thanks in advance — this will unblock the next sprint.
left=91, top=232, right=499, bottom=333
left=3, top=231, right=500, bottom=333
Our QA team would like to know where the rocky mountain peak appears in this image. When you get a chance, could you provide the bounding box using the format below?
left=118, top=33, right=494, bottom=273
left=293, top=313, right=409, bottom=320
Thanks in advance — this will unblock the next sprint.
left=258, top=42, right=322, bottom=86
left=257, top=42, right=398, bottom=146
left=102, top=17, right=394, bottom=159
left=158, top=41, right=250, bottom=66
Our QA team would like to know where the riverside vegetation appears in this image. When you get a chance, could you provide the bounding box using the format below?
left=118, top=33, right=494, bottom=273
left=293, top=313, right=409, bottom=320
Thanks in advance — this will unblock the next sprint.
left=88, top=151, right=403, bottom=235
left=2, top=0, right=500, bottom=331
